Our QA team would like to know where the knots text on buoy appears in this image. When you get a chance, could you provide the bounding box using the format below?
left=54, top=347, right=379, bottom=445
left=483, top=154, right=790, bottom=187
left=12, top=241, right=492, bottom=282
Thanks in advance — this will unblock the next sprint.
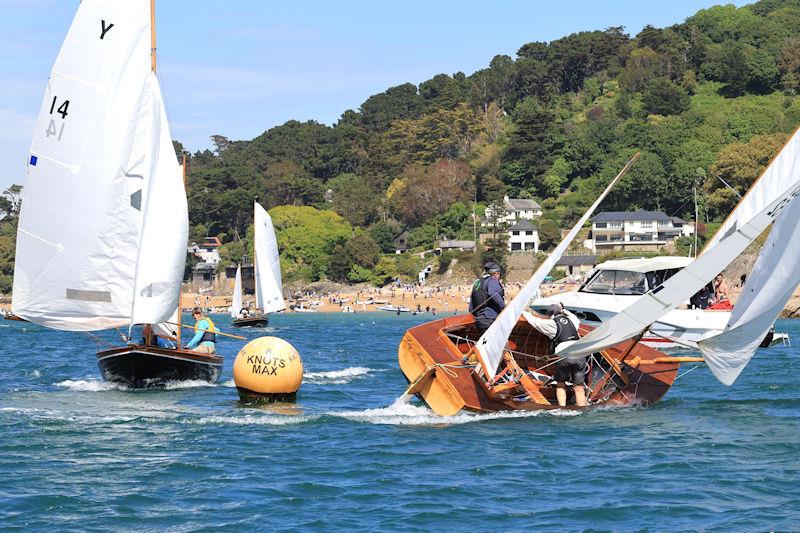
left=233, top=336, right=303, bottom=403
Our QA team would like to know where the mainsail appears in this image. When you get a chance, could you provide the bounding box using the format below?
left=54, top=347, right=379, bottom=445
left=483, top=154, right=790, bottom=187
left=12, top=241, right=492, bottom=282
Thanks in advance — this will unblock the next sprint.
left=560, top=128, right=800, bottom=359
left=230, top=265, right=243, bottom=318
left=697, top=195, right=800, bottom=384
left=12, top=1, right=186, bottom=331
left=474, top=154, right=640, bottom=379
left=253, top=202, right=285, bottom=313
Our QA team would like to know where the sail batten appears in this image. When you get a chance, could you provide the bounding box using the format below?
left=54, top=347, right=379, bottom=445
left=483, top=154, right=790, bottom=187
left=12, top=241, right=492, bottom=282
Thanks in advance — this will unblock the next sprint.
left=474, top=154, right=640, bottom=378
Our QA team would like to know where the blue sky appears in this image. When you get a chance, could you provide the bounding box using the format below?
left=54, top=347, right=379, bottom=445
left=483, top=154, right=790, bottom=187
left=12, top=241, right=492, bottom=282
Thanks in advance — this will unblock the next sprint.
left=0, top=0, right=748, bottom=190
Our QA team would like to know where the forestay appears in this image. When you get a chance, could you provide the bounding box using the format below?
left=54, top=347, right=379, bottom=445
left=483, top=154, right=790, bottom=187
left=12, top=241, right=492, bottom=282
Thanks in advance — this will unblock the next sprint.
left=254, top=202, right=286, bottom=313
left=560, top=128, right=800, bottom=359
left=475, top=154, right=640, bottom=379
left=698, top=194, right=800, bottom=385
left=230, top=266, right=243, bottom=318
left=12, top=0, right=186, bottom=331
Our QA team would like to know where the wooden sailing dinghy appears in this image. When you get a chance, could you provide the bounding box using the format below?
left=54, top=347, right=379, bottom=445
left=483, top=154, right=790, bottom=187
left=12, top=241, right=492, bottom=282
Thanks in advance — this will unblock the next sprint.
left=398, top=154, right=696, bottom=415
left=230, top=202, right=286, bottom=327
left=13, top=0, right=222, bottom=386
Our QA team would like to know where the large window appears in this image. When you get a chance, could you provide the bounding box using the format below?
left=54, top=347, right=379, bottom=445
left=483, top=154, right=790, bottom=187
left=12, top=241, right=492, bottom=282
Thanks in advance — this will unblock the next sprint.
left=580, top=269, right=648, bottom=295
left=641, top=220, right=652, bottom=228
left=511, top=242, right=522, bottom=251
left=595, top=222, right=607, bottom=229
left=609, top=221, right=623, bottom=229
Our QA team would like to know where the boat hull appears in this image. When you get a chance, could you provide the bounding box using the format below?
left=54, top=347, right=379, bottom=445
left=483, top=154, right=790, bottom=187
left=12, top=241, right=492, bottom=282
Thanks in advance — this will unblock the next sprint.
left=231, top=315, right=269, bottom=328
left=96, top=344, right=223, bottom=387
left=398, top=314, right=679, bottom=416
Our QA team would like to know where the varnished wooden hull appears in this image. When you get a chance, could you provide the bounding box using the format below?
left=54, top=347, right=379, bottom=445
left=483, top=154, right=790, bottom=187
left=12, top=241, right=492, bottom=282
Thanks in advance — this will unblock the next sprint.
left=232, top=315, right=269, bottom=328
left=2, top=313, right=28, bottom=322
left=398, top=314, right=679, bottom=416
left=96, top=344, right=223, bottom=388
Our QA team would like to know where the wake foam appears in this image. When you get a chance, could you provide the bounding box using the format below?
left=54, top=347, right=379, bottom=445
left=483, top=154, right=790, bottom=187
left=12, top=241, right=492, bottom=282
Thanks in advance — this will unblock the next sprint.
left=333, top=395, right=594, bottom=425
left=305, top=367, right=376, bottom=384
left=181, top=413, right=316, bottom=426
left=56, top=379, right=127, bottom=392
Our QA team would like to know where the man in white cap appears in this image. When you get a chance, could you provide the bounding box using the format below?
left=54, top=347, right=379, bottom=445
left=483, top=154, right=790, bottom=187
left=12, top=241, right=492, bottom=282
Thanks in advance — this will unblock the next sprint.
left=522, top=303, right=587, bottom=407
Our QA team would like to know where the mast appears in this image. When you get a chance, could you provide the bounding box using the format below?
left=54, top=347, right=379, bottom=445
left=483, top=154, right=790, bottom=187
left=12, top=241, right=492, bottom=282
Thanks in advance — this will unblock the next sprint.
left=150, top=0, right=157, bottom=73
left=177, top=154, right=187, bottom=348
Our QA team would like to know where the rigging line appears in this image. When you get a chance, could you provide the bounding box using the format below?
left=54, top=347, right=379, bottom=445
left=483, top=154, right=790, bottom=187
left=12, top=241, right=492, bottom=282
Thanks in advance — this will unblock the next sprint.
left=646, top=328, right=700, bottom=350
left=81, top=331, right=119, bottom=350
left=675, top=364, right=701, bottom=381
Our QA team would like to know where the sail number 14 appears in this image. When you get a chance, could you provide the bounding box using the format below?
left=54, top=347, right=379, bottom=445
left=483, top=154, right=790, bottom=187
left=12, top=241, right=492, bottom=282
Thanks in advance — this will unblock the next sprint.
left=46, top=96, right=69, bottom=141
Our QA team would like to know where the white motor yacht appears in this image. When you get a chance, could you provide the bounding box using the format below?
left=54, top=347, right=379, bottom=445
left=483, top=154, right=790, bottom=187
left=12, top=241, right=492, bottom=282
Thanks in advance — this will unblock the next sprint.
left=532, top=256, right=731, bottom=349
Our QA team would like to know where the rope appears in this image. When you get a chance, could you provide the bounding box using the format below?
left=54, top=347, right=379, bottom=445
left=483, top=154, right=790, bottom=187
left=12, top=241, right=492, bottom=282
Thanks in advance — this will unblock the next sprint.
left=646, top=328, right=699, bottom=350
left=674, top=364, right=701, bottom=381
left=82, top=331, right=120, bottom=350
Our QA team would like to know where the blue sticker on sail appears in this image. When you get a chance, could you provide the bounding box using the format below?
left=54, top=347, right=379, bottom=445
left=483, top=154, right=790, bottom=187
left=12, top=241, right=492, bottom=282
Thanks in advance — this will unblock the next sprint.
left=29, top=155, right=37, bottom=166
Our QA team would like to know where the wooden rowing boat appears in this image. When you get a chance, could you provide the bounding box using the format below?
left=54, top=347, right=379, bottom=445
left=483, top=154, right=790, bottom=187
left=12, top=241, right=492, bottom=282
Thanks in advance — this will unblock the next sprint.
left=398, top=313, right=680, bottom=416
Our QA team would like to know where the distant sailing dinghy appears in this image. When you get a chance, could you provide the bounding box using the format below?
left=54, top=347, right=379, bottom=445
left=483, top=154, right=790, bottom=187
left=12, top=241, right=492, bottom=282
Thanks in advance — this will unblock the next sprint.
left=231, top=201, right=286, bottom=327
left=399, top=155, right=689, bottom=415
left=12, top=0, right=222, bottom=386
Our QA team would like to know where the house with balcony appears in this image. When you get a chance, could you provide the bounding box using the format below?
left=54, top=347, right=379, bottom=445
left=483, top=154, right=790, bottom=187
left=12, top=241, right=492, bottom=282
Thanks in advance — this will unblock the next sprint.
left=508, top=220, right=539, bottom=252
left=482, top=195, right=542, bottom=227
left=587, top=210, right=694, bottom=253
left=187, top=236, right=222, bottom=265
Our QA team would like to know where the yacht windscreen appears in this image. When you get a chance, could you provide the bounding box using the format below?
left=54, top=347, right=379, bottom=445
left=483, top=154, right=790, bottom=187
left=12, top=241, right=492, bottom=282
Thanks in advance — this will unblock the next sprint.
left=581, top=269, right=647, bottom=295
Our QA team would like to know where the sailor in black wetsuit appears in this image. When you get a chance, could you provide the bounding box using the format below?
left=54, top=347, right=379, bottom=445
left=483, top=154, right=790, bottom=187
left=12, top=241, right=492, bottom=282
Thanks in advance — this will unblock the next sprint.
left=468, top=262, right=505, bottom=333
left=522, top=303, right=586, bottom=407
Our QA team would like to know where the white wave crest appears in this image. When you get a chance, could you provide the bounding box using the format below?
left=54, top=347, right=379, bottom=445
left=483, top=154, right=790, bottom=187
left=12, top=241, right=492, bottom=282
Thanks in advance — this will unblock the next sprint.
left=182, top=413, right=316, bottom=426
left=332, top=395, right=593, bottom=425
left=56, top=379, right=127, bottom=392
left=304, top=366, right=375, bottom=384
left=162, top=379, right=219, bottom=390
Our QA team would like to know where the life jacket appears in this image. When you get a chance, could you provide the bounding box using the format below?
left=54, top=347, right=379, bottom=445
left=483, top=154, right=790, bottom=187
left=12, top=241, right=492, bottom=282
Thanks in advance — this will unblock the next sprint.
left=469, top=276, right=490, bottom=316
left=551, top=313, right=579, bottom=353
left=199, top=316, right=217, bottom=343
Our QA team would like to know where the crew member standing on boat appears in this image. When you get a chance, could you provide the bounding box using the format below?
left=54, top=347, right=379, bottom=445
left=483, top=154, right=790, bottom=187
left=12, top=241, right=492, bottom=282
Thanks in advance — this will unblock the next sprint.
left=187, top=307, right=217, bottom=354
left=469, top=262, right=505, bottom=332
left=522, top=303, right=586, bottom=407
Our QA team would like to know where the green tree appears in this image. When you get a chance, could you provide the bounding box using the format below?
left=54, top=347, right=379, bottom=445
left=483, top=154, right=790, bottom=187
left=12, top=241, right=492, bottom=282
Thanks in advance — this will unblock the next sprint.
left=328, top=173, right=378, bottom=227
left=642, top=79, right=690, bottom=116
left=270, top=206, right=351, bottom=281
left=368, top=220, right=401, bottom=253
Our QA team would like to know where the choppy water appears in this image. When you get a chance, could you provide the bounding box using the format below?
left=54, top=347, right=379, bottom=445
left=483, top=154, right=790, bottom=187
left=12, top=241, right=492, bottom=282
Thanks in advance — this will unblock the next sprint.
left=1, top=313, right=799, bottom=531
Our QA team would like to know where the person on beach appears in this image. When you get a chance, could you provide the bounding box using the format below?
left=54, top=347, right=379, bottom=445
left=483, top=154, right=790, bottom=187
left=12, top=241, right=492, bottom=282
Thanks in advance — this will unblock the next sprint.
left=186, top=307, right=217, bottom=354
left=522, top=303, right=586, bottom=407
left=468, top=262, right=505, bottom=333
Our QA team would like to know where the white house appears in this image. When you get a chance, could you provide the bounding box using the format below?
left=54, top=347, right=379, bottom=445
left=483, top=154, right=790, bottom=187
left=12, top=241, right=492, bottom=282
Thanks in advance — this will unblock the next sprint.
left=483, top=195, right=542, bottom=227
left=187, top=236, right=222, bottom=265
left=508, top=220, right=539, bottom=252
left=587, top=210, right=694, bottom=253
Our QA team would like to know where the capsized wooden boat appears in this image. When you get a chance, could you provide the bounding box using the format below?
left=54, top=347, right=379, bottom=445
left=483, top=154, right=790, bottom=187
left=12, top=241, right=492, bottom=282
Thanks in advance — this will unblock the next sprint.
left=97, top=344, right=222, bottom=387
left=399, top=313, right=683, bottom=416
left=231, top=314, right=269, bottom=328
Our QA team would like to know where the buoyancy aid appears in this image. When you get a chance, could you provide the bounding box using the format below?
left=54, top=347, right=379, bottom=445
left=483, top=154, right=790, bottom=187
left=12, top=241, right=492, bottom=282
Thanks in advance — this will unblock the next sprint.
left=551, top=313, right=579, bottom=353
left=469, top=276, right=490, bottom=316
left=199, top=316, right=218, bottom=343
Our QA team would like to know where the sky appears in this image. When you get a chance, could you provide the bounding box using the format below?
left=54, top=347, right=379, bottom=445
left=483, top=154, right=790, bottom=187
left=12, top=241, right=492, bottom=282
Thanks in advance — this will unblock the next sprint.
left=0, top=0, right=750, bottom=190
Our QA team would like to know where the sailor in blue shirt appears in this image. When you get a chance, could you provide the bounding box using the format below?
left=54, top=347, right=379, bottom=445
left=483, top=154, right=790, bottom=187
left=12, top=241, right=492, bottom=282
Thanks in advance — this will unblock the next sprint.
left=186, top=307, right=217, bottom=354
left=468, top=262, right=506, bottom=332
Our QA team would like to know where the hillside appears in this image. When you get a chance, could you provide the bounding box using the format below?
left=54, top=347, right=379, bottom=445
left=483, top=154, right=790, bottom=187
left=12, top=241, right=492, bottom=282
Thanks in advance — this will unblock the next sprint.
left=4, top=0, right=800, bottom=290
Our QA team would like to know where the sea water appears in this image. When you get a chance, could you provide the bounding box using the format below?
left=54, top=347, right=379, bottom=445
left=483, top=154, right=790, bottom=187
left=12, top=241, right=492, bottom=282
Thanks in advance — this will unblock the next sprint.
left=1, top=313, right=799, bottom=531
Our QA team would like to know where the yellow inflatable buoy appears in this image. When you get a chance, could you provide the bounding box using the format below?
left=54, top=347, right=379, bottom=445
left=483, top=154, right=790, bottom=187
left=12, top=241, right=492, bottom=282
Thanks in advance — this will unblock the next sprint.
left=233, top=337, right=303, bottom=403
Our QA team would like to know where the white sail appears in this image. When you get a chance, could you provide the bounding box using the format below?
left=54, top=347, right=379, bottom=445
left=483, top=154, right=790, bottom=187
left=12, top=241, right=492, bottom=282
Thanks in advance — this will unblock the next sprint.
left=697, top=195, right=800, bottom=385
left=475, top=154, right=640, bottom=379
left=230, top=265, right=243, bottom=318
left=560, top=129, right=800, bottom=359
left=254, top=201, right=285, bottom=313
left=12, top=1, right=185, bottom=331
left=131, top=78, right=188, bottom=326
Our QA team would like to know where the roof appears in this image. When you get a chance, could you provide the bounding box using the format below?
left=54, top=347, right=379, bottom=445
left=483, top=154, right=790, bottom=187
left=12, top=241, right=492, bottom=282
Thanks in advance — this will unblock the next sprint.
left=595, top=256, right=693, bottom=273
left=505, top=198, right=542, bottom=210
left=202, top=236, right=222, bottom=247
left=438, top=240, right=476, bottom=249
left=508, top=220, right=537, bottom=231
left=591, top=210, right=672, bottom=223
left=670, top=216, right=687, bottom=224
left=556, top=255, right=598, bottom=266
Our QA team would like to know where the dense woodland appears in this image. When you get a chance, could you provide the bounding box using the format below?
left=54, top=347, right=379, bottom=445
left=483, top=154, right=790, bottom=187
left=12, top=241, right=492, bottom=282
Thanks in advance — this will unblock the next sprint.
left=3, top=0, right=800, bottom=291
